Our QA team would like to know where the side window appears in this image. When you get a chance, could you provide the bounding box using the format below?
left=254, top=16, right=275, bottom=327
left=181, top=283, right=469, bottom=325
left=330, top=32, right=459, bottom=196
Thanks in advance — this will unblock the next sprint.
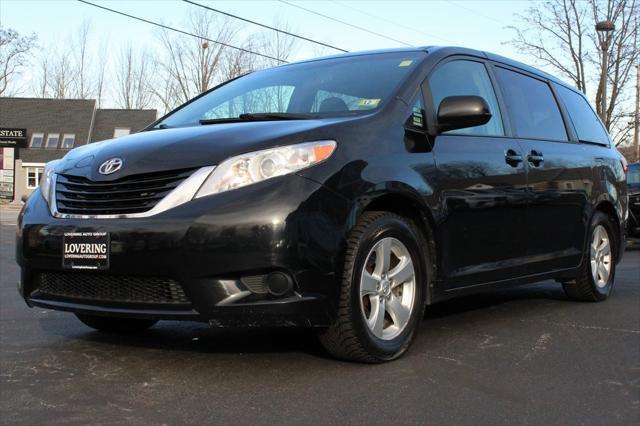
left=45, top=134, right=59, bottom=149
left=30, top=132, right=44, bottom=148
left=26, top=167, right=43, bottom=189
left=61, top=134, right=75, bottom=149
left=555, top=84, right=609, bottom=144
left=428, top=60, right=504, bottom=136
left=495, top=67, right=567, bottom=141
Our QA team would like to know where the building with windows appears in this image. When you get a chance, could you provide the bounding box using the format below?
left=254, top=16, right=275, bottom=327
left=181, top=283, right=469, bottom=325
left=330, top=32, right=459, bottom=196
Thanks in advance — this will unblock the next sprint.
left=0, top=97, right=156, bottom=203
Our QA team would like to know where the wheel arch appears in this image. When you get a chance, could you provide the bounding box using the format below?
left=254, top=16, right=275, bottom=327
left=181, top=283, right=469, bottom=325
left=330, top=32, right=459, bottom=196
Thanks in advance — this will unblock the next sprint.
left=593, top=200, right=624, bottom=263
left=350, top=188, right=439, bottom=304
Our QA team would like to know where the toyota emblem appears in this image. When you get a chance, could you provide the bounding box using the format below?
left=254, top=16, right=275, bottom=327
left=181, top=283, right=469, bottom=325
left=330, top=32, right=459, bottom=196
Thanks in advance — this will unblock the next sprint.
left=98, top=158, right=124, bottom=175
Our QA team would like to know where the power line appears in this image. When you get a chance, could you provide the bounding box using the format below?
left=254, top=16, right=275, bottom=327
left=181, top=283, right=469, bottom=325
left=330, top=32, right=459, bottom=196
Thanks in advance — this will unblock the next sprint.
left=77, top=0, right=288, bottom=63
left=277, top=0, right=414, bottom=47
left=330, top=0, right=454, bottom=44
left=182, top=0, right=348, bottom=53
left=448, top=1, right=506, bottom=26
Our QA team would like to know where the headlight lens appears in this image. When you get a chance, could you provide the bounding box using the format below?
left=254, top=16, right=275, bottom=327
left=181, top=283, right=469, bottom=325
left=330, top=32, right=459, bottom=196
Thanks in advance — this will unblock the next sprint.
left=195, top=140, right=336, bottom=198
left=39, top=160, right=59, bottom=205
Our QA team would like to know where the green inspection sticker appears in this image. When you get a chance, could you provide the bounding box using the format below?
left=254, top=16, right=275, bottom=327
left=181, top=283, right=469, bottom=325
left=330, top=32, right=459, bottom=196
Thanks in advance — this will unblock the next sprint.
left=398, top=60, right=413, bottom=67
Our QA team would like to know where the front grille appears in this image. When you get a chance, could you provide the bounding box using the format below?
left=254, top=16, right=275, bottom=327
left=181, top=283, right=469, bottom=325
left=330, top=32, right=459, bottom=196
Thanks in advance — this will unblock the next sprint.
left=55, top=168, right=195, bottom=215
left=35, top=272, right=191, bottom=305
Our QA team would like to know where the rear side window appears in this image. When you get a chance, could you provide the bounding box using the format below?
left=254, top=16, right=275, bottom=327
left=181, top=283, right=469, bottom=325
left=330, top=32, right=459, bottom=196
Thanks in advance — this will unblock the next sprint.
left=495, top=67, right=567, bottom=141
left=428, top=60, right=504, bottom=136
left=555, top=84, right=609, bottom=145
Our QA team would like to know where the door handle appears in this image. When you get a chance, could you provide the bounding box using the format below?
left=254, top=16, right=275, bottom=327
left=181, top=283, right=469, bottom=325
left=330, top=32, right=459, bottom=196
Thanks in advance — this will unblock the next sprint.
left=505, top=149, right=523, bottom=167
left=527, top=150, right=544, bottom=167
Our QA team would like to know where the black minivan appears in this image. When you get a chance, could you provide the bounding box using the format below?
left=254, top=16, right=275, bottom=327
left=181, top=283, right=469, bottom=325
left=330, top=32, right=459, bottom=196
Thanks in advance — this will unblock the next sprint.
left=17, top=47, right=628, bottom=362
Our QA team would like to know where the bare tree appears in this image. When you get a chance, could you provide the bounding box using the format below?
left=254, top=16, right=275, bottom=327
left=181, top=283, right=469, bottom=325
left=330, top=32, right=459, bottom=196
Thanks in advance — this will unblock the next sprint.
left=32, top=46, right=75, bottom=99
left=114, top=45, right=154, bottom=109
left=220, top=36, right=259, bottom=81
left=30, top=21, right=109, bottom=102
left=154, top=11, right=237, bottom=110
left=151, top=82, right=179, bottom=116
left=32, top=56, right=50, bottom=98
left=508, top=0, right=639, bottom=145
left=591, top=0, right=639, bottom=132
left=94, top=39, right=109, bottom=108
left=238, top=18, right=299, bottom=114
left=258, top=17, right=298, bottom=68
left=0, top=27, right=37, bottom=95
left=34, top=46, right=76, bottom=100
left=72, top=20, right=93, bottom=99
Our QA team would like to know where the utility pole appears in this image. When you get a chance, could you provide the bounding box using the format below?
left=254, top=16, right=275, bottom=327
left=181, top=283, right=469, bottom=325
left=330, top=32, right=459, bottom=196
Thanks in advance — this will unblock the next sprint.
left=634, top=63, right=639, bottom=162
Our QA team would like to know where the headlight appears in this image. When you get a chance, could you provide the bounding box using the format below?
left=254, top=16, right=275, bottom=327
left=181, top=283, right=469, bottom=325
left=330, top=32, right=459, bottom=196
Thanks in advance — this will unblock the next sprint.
left=194, top=140, right=336, bottom=198
left=39, top=160, right=59, bottom=205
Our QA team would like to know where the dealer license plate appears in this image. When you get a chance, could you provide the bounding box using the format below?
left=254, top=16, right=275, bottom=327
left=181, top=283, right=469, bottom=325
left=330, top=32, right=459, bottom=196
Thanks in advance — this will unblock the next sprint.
left=62, top=232, right=110, bottom=270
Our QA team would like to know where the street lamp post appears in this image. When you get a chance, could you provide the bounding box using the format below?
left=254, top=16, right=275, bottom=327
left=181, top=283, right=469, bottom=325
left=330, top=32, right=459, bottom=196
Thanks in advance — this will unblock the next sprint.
left=596, top=20, right=615, bottom=126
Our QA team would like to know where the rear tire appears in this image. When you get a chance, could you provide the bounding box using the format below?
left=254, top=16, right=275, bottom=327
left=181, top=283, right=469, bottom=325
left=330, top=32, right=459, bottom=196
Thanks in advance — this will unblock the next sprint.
left=563, top=211, right=617, bottom=302
left=318, top=211, right=428, bottom=363
left=75, top=314, right=158, bottom=332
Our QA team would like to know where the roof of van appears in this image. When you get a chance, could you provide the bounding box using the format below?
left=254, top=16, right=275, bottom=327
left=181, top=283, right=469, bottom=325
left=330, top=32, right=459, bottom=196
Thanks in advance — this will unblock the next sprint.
left=288, top=46, right=576, bottom=92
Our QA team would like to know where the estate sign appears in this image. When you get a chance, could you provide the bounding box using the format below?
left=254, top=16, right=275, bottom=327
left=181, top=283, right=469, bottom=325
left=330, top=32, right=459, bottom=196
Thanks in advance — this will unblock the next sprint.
left=0, top=128, right=27, bottom=148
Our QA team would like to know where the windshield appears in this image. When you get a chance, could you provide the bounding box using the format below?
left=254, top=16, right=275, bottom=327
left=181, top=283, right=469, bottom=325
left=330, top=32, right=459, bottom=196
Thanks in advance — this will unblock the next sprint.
left=156, top=51, right=425, bottom=128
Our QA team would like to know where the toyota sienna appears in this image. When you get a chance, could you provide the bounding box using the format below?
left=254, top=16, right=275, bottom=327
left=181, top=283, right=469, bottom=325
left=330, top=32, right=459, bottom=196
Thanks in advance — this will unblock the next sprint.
left=16, top=47, right=628, bottom=362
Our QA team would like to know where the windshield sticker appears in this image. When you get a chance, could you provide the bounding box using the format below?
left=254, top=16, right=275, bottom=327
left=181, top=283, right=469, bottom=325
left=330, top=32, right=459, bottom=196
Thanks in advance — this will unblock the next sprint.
left=398, top=60, right=413, bottom=67
left=358, top=99, right=381, bottom=108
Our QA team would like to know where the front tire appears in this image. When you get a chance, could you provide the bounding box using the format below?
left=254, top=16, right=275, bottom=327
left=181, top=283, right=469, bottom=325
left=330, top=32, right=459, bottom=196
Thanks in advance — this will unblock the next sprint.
left=319, top=211, right=427, bottom=363
left=75, top=314, right=158, bottom=332
left=563, top=211, right=617, bottom=302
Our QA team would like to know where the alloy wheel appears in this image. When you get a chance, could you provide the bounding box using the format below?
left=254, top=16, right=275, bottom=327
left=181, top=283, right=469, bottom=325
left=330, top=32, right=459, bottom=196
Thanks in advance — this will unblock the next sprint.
left=590, top=224, right=612, bottom=288
left=359, top=237, right=416, bottom=340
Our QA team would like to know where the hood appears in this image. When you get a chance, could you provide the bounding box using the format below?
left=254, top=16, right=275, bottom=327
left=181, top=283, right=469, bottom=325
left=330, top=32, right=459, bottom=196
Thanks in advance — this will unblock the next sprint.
left=56, top=117, right=355, bottom=181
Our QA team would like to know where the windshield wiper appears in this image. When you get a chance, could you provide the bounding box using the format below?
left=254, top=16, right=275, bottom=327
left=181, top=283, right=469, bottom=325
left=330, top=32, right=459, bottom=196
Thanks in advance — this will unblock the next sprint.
left=238, top=113, right=314, bottom=120
left=199, top=112, right=314, bottom=125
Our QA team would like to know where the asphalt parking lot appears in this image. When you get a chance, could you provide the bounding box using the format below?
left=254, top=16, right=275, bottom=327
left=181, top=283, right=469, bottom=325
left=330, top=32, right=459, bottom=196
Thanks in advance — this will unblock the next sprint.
left=1, top=205, right=639, bottom=425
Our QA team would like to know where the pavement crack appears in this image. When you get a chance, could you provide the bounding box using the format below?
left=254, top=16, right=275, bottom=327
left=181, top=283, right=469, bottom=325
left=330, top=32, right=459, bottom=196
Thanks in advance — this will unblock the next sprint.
left=518, top=333, right=551, bottom=364
left=520, top=319, right=640, bottom=334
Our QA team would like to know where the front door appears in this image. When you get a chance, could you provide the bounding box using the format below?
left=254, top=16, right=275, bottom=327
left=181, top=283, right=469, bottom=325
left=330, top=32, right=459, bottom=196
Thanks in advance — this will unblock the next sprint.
left=426, top=58, right=530, bottom=288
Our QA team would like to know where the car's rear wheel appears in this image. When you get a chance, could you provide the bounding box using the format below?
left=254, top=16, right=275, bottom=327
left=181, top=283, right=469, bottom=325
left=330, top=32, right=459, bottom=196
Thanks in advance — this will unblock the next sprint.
left=75, top=314, right=158, bottom=332
left=318, top=211, right=427, bottom=363
left=563, top=211, right=617, bottom=302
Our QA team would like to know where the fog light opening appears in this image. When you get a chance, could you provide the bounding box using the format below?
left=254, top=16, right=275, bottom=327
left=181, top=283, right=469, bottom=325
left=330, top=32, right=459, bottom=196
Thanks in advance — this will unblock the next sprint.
left=265, top=272, right=294, bottom=297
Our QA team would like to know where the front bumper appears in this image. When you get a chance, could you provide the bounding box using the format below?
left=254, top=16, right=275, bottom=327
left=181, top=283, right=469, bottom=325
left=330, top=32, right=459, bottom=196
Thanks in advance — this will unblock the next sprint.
left=17, top=174, right=351, bottom=327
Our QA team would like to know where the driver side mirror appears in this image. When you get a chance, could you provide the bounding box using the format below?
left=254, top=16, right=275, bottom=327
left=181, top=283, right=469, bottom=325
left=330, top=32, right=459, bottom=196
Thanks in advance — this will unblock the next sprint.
left=436, top=96, right=492, bottom=133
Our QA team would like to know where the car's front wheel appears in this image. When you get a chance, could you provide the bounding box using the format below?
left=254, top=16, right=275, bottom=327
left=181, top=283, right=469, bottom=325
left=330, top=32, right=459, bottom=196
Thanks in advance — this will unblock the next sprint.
left=75, top=314, right=158, bottom=332
left=319, top=211, right=427, bottom=363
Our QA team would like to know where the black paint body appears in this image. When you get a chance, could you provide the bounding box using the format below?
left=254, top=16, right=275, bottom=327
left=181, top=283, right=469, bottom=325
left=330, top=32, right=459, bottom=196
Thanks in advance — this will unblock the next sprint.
left=16, top=47, right=628, bottom=326
left=628, top=163, right=640, bottom=237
